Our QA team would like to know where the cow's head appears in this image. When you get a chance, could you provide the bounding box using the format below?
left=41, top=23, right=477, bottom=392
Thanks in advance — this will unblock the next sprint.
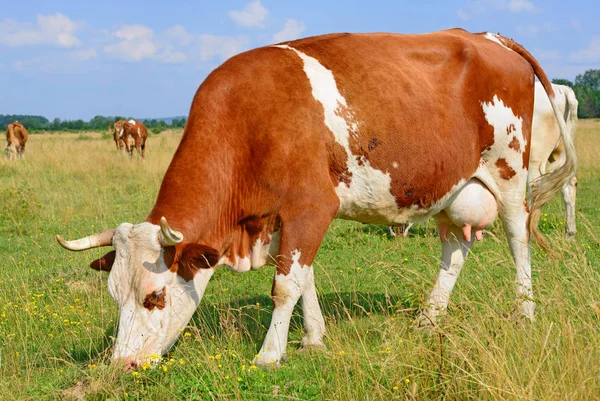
left=112, top=121, right=126, bottom=149
left=57, top=217, right=219, bottom=370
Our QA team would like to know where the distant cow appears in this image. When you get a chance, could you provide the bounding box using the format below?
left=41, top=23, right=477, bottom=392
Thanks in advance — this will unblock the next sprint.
left=530, top=82, right=578, bottom=237
left=111, top=119, right=148, bottom=158
left=390, top=82, right=579, bottom=238
left=5, top=121, right=28, bottom=160
left=57, top=30, right=575, bottom=370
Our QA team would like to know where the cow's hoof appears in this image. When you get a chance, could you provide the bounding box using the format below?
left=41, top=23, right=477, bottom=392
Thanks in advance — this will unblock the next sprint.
left=253, top=353, right=285, bottom=369
left=299, top=339, right=327, bottom=352
left=510, top=305, right=536, bottom=325
left=415, top=310, right=440, bottom=329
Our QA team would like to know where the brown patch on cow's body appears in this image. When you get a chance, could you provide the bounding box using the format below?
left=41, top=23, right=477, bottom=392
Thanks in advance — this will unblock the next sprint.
left=524, top=199, right=530, bottom=213
left=327, top=141, right=352, bottom=186
left=506, top=123, right=516, bottom=135
left=509, top=136, right=521, bottom=152
left=496, top=158, right=517, bottom=180
left=143, top=287, right=166, bottom=311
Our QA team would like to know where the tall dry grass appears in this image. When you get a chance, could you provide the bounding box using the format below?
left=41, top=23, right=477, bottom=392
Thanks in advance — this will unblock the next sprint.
left=0, top=122, right=599, bottom=400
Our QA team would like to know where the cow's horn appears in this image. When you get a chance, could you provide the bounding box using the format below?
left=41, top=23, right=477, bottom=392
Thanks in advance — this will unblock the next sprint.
left=158, top=217, right=183, bottom=246
left=56, top=228, right=116, bottom=251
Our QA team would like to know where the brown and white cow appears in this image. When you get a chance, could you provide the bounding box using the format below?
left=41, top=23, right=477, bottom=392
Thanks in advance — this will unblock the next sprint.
left=122, top=120, right=148, bottom=158
left=389, top=82, right=579, bottom=238
left=111, top=119, right=148, bottom=158
left=57, top=29, right=576, bottom=370
left=5, top=121, right=28, bottom=160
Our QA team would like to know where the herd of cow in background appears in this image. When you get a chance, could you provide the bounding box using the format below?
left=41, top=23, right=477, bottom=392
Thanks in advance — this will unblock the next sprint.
left=3, top=118, right=148, bottom=160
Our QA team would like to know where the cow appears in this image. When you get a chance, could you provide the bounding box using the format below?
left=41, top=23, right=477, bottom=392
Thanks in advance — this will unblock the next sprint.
left=5, top=121, right=28, bottom=160
left=110, top=119, right=148, bottom=158
left=121, top=120, right=148, bottom=159
left=389, top=82, right=579, bottom=238
left=56, top=29, right=576, bottom=370
left=530, top=82, right=578, bottom=237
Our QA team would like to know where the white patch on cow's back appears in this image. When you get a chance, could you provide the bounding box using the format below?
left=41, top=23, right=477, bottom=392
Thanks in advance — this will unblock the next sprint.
left=484, top=33, right=511, bottom=51
left=128, top=119, right=136, bottom=124
left=480, top=95, right=528, bottom=184
left=275, top=44, right=412, bottom=225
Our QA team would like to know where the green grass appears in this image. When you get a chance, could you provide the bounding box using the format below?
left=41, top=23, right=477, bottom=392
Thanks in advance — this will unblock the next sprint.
left=1, top=122, right=600, bottom=400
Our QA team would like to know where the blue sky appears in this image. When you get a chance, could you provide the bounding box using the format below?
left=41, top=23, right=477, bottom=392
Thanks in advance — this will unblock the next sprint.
left=1, top=0, right=598, bottom=120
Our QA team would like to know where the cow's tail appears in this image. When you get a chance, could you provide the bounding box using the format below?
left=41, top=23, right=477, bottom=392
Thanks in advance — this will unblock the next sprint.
left=495, top=34, right=578, bottom=251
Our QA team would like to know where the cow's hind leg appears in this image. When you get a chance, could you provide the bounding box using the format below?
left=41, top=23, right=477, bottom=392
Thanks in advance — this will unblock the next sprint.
left=562, top=176, right=577, bottom=237
left=254, top=199, right=337, bottom=367
left=500, top=196, right=535, bottom=320
left=419, top=225, right=473, bottom=326
left=419, top=179, right=497, bottom=325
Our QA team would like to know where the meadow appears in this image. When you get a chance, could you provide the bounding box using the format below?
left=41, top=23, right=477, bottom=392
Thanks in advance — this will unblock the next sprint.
left=1, top=121, right=599, bottom=400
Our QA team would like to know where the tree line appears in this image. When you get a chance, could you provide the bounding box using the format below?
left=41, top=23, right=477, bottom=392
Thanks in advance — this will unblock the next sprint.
left=0, top=115, right=187, bottom=134
left=552, top=69, right=600, bottom=118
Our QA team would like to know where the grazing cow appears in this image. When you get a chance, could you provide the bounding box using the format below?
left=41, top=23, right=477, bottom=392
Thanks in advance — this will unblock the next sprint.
left=111, top=119, right=147, bottom=158
left=5, top=121, right=28, bottom=160
left=389, top=82, right=579, bottom=238
left=530, top=82, right=578, bottom=237
left=121, top=120, right=148, bottom=159
left=57, top=29, right=575, bottom=370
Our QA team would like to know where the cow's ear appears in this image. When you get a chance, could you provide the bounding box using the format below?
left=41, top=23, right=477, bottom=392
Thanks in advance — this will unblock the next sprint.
left=90, top=250, right=116, bottom=272
left=177, top=244, right=219, bottom=281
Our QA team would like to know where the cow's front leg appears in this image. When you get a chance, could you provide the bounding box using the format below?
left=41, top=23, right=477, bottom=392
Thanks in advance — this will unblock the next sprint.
left=254, top=254, right=310, bottom=367
left=253, top=202, right=337, bottom=368
left=300, top=266, right=326, bottom=350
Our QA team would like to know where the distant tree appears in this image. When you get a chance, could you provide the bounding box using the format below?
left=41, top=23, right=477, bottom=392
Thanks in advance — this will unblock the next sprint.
left=575, top=69, right=600, bottom=90
left=552, top=78, right=574, bottom=88
left=553, top=69, right=600, bottom=118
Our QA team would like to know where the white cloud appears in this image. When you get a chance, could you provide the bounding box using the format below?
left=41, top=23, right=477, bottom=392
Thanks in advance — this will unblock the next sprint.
left=457, top=0, right=535, bottom=20
left=506, top=0, right=535, bottom=12
left=228, top=0, right=268, bottom=28
left=569, top=36, right=600, bottom=63
left=71, top=48, right=97, bottom=61
left=165, top=24, right=193, bottom=46
left=104, top=24, right=157, bottom=61
left=0, top=13, right=80, bottom=48
left=159, top=45, right=188, bottom=64
left=273, top=19, right=305, bottom=43
left=196, top=34, right=249, bottom=60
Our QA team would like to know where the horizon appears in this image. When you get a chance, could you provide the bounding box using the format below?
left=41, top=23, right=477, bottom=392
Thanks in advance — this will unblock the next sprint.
left=1, top=0, right=598, bottom=120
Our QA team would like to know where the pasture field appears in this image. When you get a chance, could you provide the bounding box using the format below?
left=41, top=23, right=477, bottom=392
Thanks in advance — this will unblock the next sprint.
left=1, top=121, right=600, bottom=401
